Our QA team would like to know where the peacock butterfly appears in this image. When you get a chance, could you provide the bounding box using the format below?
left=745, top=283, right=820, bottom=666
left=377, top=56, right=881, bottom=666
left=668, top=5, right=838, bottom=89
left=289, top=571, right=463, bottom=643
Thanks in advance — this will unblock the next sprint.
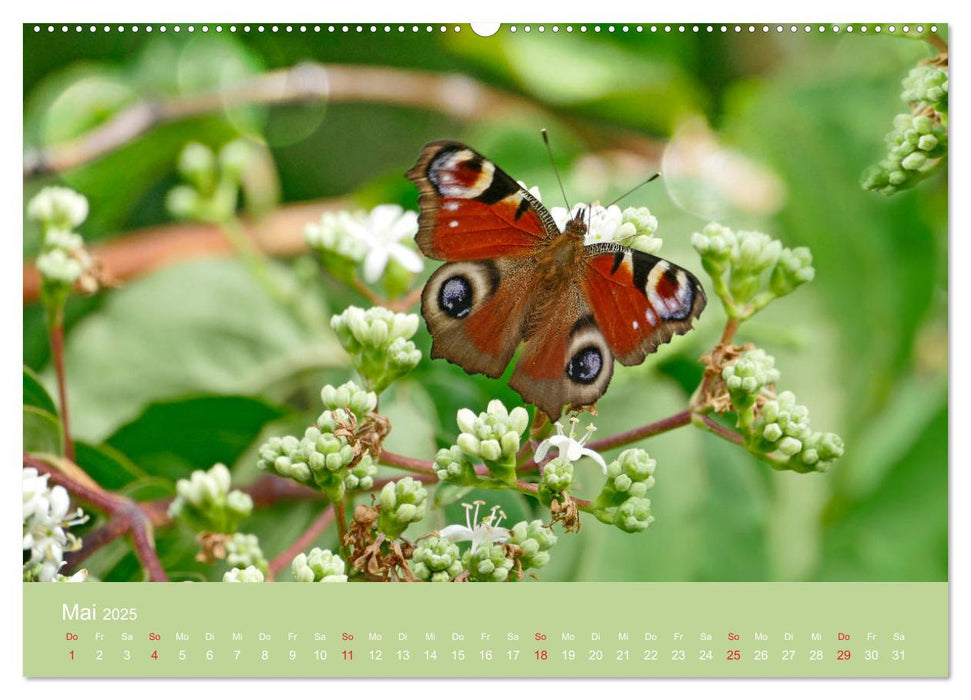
left=406, top=140, right=707, bottom=419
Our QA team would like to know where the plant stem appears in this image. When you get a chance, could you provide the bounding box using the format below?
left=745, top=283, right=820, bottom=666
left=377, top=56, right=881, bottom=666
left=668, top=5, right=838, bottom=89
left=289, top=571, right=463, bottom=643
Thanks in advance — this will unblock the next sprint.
left=378, top=450, right=437, bottom=475
left=24, top=453, right=168, bottom=581
left=266, top=505, right=335, bottom=580
left=695, top=414, right=745, bottom=446
left=587, top=408, right=692, bottom=453
left=47, top=308, right=74, bottom=461
left=333, top=497, right=350, bottom=561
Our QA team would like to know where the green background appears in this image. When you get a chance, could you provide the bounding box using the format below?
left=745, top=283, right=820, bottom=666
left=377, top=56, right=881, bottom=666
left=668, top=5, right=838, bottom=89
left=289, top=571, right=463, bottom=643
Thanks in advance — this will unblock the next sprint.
left=22, top=24, right=948, bottom=583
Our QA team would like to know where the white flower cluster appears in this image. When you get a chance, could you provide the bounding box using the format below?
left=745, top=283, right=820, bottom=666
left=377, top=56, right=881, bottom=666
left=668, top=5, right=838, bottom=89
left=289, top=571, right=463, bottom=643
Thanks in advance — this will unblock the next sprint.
left=23, top=468, right=88, bottom=582
left=223, top=565, right=265, bottom=583
left=527, top=184, right=662, bottom=254
left=27, top=186, right=91, bottom=291
left=305, top=204, right=423, bottom=283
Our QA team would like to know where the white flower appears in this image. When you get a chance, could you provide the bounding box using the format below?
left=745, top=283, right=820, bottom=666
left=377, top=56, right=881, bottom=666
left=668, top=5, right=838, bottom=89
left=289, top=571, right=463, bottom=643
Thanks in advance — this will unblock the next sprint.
left=534, top=417, right=608, bottom=474
left=59, top=569, right=88, bottom=583
left=23, top=468, right=87, bottom=582
left=36, top=248, right=83, bottom=286
left=354, top=205, right=423, bottom=283
left=305, top=211, right=369, bottom=262
left=222, top=565, right=265, bottom=583
left=27, top=186, right=89, bottom=230
left=439, top=500, right=510, bottom=554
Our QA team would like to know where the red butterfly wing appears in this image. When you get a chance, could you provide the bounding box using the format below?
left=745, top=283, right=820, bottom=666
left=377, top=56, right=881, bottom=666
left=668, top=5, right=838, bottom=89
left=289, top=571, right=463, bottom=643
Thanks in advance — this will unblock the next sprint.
left=405, top=141, right=557, bottom=261
left=582, top=243, right=707, bottom=366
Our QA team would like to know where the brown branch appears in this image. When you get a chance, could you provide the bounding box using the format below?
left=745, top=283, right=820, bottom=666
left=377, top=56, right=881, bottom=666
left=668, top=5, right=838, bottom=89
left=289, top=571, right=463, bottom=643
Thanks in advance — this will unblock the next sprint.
left=266, top=505, right=335, bottom=580
left=24, top=63, right=546, bottom=179
left=378, top=449, right=437, bottom=475
left=25, top=453, right=168, bottom=581
left=587, top=409, right=692, bottom=453
left=23, top=198, right=347, bottom=304
left=47, top=314, right=74, bottom=461
left=697, top=414, right=745, bottom=446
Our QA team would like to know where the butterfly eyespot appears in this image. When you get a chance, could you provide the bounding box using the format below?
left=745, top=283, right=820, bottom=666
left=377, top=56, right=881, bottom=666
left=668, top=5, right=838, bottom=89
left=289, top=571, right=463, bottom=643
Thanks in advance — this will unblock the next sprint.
left=566, top=345, right=603, bottom=385
left=439, top=275, right=474, bottom=318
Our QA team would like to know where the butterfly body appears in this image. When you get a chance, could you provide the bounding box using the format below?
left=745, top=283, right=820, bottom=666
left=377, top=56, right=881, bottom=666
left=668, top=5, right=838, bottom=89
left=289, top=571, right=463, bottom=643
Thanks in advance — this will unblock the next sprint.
left=407, top=141, right=707, bottom=418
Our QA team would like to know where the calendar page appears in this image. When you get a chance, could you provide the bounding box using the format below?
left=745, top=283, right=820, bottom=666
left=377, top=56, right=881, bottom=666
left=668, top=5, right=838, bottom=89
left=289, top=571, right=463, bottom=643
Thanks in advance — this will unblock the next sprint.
left=21, top=20, right=949, bottom=680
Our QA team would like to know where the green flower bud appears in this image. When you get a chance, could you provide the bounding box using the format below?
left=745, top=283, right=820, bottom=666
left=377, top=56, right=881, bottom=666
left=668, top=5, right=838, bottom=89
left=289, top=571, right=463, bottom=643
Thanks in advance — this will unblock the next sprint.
left=257, top=435, right=312, bottom=484
left=508, top=520, right=557, bottom=571
left=613, top=497, right=655, bottom=533
left=693, top=222, right=812, bottom=319
left=411, top=536, right=463, bottom=582
left=177, top=142, right=217, bottom=191
left=434, top=445, right=478, bottom=485
left=168, top=463, right=252, bottom=534
left=320, top=380, right=378, bottom=419
left=165, top=185, right=201, bottom=220
left=538, top=457, right=574, bottom=504
left=218, top=140, right=253, bottom=181
left=223, top=565, right=265, bottom=583
left=377, top=477, right=428, bottom=539
left=453, top=400, right=529, bottom=483
left=594, top=449, right=657, bottom=510
left=462, top=541, right=514, bottom=582
left=27, top=186, right=89, bottom=230
left=291, top=548, right=348, bottom=582
left=343, top=455, right=377, bottom=492
left=226, top=533, right=268, bottom=573
left=750, top=391, right=844, bottom=472
left=769, top=247, right=815, bottom=298
left=901, top=152, right=927, bottom=171
left=330, top=306, right=422, bottom=393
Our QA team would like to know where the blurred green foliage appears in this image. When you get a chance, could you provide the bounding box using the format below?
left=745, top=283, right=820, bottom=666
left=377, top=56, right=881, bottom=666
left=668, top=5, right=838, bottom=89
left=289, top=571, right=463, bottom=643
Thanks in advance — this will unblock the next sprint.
left=22, top=25, right=946, bottom=582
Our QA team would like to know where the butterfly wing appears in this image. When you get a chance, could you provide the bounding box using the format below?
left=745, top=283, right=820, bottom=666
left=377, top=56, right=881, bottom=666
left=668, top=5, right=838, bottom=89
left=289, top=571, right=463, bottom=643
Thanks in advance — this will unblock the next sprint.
left=582, top=243, right=707, bottom=366
left=409, top=141, right=560, bottom=379
left=406, top=140, right=558, bottom=261
left=509, top=290, right=615, bottom=419
left=420, top=258, right=535, bottom=378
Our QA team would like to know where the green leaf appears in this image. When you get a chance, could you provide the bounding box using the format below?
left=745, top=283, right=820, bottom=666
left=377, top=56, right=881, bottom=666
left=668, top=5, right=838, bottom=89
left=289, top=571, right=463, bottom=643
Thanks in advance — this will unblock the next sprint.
left=57, top=258, right=344, bottom=440
left=73, top=441, right=145, bottom=491
left=24, top=405, right=63, bottom=455
left=23, top=365, right=57, bottom=415
left=106, top=395, right=287, bottom=482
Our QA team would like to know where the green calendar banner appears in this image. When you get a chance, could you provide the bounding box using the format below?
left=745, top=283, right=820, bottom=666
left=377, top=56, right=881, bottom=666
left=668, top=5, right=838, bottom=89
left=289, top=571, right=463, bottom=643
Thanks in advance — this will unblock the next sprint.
left=24, top=583, right=947, bottom=677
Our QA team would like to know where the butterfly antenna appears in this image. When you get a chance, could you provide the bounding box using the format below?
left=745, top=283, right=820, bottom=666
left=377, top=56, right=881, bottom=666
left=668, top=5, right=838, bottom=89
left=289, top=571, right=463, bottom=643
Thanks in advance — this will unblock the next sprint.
left=541, top=129, right=572, bottom=211
left=607, top=172, right=661, bottom=208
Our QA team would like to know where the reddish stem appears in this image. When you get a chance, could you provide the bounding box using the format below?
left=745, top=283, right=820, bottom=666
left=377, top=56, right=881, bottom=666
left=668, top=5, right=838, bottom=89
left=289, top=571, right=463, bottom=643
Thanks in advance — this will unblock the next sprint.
left=391, top=286, right=423, bottom=312
left=587, top=408, right=693, bottom=453
left=267, top=506, right=335, bottom=580
left=47, top=317, right=74, bottom=461
left=378, top=450, right=437, bottom=475
left=698, top=414, right=745, bottom=446
left=24, top=454, right=168, bottom=581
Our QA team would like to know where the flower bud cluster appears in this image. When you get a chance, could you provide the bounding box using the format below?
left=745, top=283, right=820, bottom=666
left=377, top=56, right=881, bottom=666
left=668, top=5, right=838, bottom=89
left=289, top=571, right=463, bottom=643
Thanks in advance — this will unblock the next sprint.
left=433, top=445, right=478, bottom=485
left=166, top=140, right=253, bottom=222
left=549, top=199, right=663, bottom=254
left=592, top=449, right=657, bottom=533
left=750, top=391, right=845, bottom=472
left=537, top=457, right=574, bottom=504
left=291, top=548, right=348, bottom=582
left=27, top=187, right=94, bottom=305
left=722, top=349, right=780, bottom=429
left=223, top=565, right=265, bottom=583
left=863, top=63, right=948, bottom=196
left=23, top=467, right=88, bottom=582
left=462, top=541, right=515, bottom=582
left=410, top=536, right=463, bottom=582
left=452, top=400, right=530, bottom=483
left=167, top=463, right=253, bottom=534
left=378, top=477, right=428, bottom=539
left=691, top=222, right=814, bottom=320
left=508, top=519, right=558, bottom=571
left=330, top=306, right=422, bottom=393
left=257, top=381, right=379, bottom=498
left=226, top=533, right=268, bottom=573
